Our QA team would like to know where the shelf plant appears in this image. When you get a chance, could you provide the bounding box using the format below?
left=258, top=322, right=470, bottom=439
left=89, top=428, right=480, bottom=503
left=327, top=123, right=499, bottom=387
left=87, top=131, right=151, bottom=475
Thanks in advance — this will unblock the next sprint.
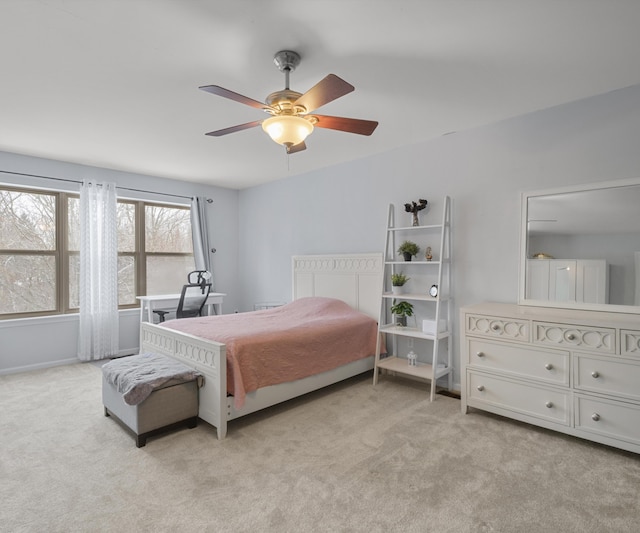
left=397, top=240, right=420, bottom=261
left=390, top=300, right=414, bottom=327
left=391, top=272, right=409, bottom=294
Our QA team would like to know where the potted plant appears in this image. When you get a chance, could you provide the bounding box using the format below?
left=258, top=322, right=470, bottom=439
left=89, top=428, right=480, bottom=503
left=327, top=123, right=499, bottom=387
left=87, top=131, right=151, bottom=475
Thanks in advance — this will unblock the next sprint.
left=397, top=240, right=420, bottom=261
left=390, top=300, right=414, bottom=327
left=391, top=272, right=410, bottom=294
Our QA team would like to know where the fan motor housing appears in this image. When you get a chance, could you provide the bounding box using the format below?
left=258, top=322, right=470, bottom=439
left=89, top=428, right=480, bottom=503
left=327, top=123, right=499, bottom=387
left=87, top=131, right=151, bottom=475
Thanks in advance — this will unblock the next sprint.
left=265, top=89, right=305, bottom=114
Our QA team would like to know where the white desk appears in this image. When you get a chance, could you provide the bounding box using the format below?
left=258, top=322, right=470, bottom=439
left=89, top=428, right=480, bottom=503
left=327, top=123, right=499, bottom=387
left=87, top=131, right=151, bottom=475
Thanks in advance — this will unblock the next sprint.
left=136, top=292, right=226, bottom=323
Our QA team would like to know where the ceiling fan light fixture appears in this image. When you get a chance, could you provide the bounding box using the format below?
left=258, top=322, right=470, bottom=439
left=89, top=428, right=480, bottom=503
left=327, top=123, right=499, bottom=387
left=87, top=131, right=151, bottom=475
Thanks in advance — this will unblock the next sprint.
left=201, top=49, right=376, bottom=154
left=262, top=115, right=313, bottom=148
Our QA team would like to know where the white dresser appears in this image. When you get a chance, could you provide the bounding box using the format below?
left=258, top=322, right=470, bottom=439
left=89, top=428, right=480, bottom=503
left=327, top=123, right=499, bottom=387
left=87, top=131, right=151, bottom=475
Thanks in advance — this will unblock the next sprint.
left=460, top=302, right=640, bottom=454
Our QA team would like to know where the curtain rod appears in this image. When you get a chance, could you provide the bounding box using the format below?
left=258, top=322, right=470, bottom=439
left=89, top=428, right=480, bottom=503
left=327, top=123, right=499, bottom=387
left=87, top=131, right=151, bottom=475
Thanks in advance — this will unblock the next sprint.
left=0, top=169, right=194, bottom=200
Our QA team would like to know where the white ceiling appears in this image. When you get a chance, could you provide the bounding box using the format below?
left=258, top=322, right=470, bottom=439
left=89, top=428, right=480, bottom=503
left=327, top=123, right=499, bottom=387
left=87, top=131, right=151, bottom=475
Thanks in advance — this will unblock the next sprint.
left=2, top=1, right=640, bottom=190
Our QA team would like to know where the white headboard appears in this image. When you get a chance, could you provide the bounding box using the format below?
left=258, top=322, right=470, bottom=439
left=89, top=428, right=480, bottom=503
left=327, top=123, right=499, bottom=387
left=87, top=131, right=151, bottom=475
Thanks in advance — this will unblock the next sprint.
left=292, top=253, right=383, bottom=319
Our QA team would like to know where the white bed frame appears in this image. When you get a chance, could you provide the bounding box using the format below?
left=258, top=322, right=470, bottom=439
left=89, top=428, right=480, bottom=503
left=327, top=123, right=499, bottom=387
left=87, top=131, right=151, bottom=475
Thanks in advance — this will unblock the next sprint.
left=139, top=253, right=383, bottom=439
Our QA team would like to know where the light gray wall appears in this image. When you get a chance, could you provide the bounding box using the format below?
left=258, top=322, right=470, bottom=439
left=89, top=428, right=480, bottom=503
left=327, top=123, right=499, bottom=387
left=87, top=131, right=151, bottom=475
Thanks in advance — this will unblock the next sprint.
left=237, top=83, right=640, bottom=388
left=0, top=151, right=239, bottom=373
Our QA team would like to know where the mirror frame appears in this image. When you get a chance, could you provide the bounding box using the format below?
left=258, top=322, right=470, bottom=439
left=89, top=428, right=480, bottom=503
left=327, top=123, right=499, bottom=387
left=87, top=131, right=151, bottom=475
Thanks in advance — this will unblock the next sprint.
left=519, top=177, right=640, bottom=315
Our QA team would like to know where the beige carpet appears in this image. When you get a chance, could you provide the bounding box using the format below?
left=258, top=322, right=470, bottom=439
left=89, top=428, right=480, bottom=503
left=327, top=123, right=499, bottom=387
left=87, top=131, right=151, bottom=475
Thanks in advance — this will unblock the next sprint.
left=2, top=363, right=640, bottom=533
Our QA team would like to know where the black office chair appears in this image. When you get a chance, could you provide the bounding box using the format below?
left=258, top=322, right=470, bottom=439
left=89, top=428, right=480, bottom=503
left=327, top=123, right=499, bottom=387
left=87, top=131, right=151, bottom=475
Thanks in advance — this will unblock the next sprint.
left=188, top=270, right=212, bottom=287
left=153, top=282, right=212, bottom=323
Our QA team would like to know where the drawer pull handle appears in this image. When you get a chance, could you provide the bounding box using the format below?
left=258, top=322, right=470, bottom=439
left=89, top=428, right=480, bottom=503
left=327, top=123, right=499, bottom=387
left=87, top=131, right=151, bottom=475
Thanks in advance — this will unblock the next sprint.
left=545, top=363, right=553, bottom=370
left=476, top=351, right=485, bottom=358
left=477, top=385, right=485, bottom=392
left=545, top=401, right=553, bottom=408
left=492, top=324, right=500, bottom=331
left=567, top=333, right=576, bottom=341
left=591, top=413, right=600, bottom=422
left=591, top=371, right=600, bottom=379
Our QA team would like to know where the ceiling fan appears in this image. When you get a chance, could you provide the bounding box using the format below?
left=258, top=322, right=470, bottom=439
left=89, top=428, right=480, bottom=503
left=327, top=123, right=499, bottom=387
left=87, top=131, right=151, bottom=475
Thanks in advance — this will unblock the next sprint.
left=199, top=50, right=378, bottom=154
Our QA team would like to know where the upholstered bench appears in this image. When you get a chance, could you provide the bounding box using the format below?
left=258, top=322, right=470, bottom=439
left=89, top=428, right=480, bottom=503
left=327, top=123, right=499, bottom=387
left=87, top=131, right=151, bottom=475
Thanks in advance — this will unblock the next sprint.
left=102, top=353, right=202, bottom=447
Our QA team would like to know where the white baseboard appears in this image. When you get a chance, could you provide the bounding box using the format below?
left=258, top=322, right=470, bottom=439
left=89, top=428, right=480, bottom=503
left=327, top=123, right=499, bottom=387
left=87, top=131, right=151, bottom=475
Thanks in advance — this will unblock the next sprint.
left=0, top=357, right=79, bottom=376
left=0, top=347, right=139, bottom=376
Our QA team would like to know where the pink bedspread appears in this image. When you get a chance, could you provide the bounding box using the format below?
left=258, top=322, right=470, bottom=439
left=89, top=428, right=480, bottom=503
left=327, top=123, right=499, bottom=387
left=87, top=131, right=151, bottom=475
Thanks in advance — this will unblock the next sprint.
left=161, top=297, right=380, bottom=408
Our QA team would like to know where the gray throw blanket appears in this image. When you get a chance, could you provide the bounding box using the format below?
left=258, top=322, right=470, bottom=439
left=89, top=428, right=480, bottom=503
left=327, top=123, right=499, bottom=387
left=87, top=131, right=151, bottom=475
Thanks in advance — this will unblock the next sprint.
left=102, top=353, right=202, bottom=406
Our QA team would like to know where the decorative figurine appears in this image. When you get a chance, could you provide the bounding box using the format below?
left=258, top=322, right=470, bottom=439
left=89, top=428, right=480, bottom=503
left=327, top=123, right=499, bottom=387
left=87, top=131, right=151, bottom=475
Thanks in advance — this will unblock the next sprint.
left=404, top=199, right=428, bottom=226
left=425, top=246, right=432, bottom=261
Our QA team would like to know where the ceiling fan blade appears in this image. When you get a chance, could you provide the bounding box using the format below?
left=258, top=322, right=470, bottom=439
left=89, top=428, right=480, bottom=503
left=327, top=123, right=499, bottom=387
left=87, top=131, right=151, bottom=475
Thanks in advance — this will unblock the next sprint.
left=205, top=120, right=263, bottom=137
left=294, top=74, right=354, bottom=112
left=312, top=115, right=378, bottom=136
left=199, top=85, right=271, bottom=110
left=286, top=141, right=307, bottom=154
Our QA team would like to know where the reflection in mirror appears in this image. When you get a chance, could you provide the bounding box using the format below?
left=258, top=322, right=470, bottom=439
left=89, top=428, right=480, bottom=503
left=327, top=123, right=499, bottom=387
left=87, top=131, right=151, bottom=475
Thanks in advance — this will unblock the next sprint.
left=521, top=179, right=640, bottom=313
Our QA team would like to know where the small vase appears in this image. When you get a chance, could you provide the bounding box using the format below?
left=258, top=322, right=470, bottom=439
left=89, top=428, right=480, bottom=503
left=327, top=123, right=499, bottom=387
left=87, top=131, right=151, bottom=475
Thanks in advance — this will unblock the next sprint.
left=403, top=252, right=412, bottom=261
left=392, top=285, right=404, bottom=295
left=395, top=315, right=407, bottom=327
left=412, top=212, right=420, bottom=226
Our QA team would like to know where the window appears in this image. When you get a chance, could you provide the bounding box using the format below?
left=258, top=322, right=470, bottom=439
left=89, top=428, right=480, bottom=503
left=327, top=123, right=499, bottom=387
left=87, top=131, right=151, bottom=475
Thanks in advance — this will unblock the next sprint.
left=0, top=185, right=194, bottom=319
left=117, top=201, right=137, bottom=305
left=0, top=188, right=58, bottom=316
left=143, top=203, right=194, bottom=296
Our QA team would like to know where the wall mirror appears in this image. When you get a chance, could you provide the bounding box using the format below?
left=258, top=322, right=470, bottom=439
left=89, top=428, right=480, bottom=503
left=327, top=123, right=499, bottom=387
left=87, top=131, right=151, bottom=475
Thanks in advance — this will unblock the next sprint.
left=519, top=178, right=640, bottom=314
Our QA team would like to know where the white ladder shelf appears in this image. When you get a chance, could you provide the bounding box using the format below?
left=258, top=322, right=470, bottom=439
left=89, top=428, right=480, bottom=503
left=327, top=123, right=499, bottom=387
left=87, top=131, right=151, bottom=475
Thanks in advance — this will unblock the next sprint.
left=373, top=196, right=453, bottom=400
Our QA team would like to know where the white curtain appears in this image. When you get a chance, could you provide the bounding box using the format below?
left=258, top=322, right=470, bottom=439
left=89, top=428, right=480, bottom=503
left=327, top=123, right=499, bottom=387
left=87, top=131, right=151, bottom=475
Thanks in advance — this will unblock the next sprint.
left=191, top=196, right=213, bottom=285
left=78, top=180, right=119, bottom=361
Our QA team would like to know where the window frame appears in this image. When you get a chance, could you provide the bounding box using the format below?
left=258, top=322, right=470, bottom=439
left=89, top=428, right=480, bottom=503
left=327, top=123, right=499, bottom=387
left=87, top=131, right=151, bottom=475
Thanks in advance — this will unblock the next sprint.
left=0, top=185, right=61, bottom=319
left=0, top=184, right=194, bottom=320
left=138, top=200, right=195, bottom=300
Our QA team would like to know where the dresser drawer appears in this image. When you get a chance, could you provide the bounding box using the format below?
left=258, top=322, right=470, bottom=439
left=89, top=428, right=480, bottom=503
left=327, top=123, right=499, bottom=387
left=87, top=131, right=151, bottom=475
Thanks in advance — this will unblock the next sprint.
left=467, top=371, right=570, bottom=425
left=621, top=330, right=640, bottom=357
left=574, top=353, right=640, bottom=401
left=465, top=314, right=529, bottom=342
left=533, top=322, right=615, bottom=354
left=467, top=338, right=569, bottom=386
left=575, top=394, right=640, bottom=446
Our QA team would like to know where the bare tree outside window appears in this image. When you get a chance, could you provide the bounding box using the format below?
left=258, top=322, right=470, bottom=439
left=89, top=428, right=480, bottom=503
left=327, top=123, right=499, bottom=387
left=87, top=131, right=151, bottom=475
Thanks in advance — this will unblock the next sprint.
left=144, top=204, right=194, bottom=295
left=117, top=202, right=136, bottom=305
left=0, top=190, right=56, bottom=250
left=0, top=190, right=57, bottom=315
left=145, top=205, right=192, bottom=253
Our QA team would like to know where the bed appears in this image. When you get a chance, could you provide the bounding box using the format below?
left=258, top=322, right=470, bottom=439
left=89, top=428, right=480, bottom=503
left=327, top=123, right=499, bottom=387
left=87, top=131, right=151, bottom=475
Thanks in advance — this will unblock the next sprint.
left=139, top=253, right=383, bottom=439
